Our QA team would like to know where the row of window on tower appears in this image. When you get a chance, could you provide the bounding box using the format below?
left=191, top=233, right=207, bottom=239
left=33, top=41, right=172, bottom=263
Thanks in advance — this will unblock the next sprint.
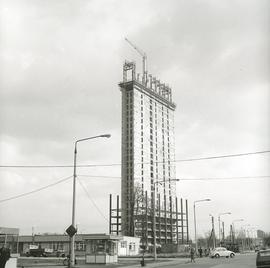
left=125, top=91, right=134, bottom=215
left=138, top=93, right=174, bottom=198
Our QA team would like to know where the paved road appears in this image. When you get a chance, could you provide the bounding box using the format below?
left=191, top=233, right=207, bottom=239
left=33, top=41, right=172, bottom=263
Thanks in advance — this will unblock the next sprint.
left=121, top=253, right=256, bottom=268
left=17, top=253, right=256, bottom=268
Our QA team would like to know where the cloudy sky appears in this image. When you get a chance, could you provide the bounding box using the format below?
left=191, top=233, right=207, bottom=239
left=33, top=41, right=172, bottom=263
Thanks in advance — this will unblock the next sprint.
left=0, top=0, right=269, bottom=239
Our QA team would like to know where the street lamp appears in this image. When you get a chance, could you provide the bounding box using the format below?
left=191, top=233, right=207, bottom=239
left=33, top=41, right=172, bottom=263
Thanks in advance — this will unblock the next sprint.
left=218, top=212, right=231, bottom=245
left=248, top=227, right=256, bottom=249
left=241, top=224, right=250, bottom=251
left=194, top=199, right=211, bottom=254
left=232, top=219, right=244, bottom=245
left=70, top=134, right=111, bottom=267
left=153, top=178, right=179, bottom=261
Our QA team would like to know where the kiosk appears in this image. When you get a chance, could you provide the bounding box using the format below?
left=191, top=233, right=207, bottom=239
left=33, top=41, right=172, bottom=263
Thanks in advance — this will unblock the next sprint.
left=83, top=234, right=121, bottom=264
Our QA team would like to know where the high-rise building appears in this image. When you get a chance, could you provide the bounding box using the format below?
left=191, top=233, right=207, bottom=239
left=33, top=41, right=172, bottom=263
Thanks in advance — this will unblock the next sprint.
left=117, top=61, right=188, bottom=246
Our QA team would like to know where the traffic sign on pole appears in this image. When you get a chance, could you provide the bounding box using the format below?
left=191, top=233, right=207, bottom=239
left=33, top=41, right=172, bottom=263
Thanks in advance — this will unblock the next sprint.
left=66, top=225, right=77, bottom=237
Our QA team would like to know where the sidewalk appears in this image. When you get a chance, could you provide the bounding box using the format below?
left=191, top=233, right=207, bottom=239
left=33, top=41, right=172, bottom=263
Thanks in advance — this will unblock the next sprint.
left=59, top=258, right=188, bottom=268
left=17, top=257, right=189, bottom=268
left=119, top=258, right=188, bottom=268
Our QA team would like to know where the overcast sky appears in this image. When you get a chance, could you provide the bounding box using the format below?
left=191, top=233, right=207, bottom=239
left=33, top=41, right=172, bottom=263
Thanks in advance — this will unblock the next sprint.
left=0, top=0, right=269, bottom=239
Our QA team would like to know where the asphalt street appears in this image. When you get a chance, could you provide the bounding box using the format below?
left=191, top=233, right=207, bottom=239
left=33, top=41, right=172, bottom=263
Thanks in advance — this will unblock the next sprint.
left=148, top=253, right=256, bottom=268
left=16, top=253, right=257, bottom=268
left=116, top=254, right=256, bottom=268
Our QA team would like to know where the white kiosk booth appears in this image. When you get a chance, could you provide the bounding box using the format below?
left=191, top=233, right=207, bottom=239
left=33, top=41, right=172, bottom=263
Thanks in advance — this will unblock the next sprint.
left=83, top=234, right=121, bottom=264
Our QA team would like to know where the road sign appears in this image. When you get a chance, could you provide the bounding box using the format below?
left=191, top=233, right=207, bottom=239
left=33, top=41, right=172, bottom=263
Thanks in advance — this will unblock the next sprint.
left=66, top=225, right=77, bottom=237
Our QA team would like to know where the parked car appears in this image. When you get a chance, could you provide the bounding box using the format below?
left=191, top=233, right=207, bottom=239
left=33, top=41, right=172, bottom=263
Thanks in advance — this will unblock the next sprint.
left=26, top=247, right=47, bottom=257
left=56, top=249, right=66, bottom=257
left=256, top=249, right=270, bottom=268
left=255, top=246, right=266, bottom=252
left=210, top=247, right=235, bottom=258
left=26, top=245, right=53, bottom=257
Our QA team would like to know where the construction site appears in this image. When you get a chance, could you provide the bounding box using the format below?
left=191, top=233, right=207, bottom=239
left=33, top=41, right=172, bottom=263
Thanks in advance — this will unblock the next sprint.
left=109, top=39, right=190, bottom=254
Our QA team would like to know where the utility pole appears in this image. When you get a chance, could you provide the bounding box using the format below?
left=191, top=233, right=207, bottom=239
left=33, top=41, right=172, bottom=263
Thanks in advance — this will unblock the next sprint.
left=222, top=221, right=225, bottom=243
left=218, top=212, right=231, bottom=246
left=232, top=219, right=244, bottom=251
left=247, top=229, right=250, bottom=249
left=210, top=215, right=216, bottom=248
left=241, top=224, right=250, bottom=251
left=32, top=226, right=35, bottom=244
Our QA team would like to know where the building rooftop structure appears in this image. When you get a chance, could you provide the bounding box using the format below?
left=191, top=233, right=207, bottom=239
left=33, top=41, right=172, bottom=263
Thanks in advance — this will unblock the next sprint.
left=119, top=60, right=176, bottom=109
left=117, top=60, right=189, bottom=249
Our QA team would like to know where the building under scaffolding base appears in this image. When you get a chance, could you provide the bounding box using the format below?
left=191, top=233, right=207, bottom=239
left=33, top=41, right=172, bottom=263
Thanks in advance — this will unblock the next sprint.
left=109, top=194, right=189, bottom=251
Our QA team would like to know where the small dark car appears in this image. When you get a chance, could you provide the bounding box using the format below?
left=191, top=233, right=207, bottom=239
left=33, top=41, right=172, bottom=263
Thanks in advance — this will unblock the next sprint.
left=256, top=249, right=270, bottom=268
left=26, top=248, right=47, bottom=257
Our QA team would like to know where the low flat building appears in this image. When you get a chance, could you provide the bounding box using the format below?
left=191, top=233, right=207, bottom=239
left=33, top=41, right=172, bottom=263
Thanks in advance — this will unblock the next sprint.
left=118, top=236, right=140, bottom=256
left=0, top=226, right=20, bottom=253
left=0, top=233, right=140, bottom=261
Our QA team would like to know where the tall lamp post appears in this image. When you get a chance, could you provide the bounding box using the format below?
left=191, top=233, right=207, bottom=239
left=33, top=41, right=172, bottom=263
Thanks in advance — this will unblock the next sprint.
left=248, top=227, right=256, bottom=249
left=70, top=134, right=111, bottom=267
left=218, top=212, right=231, bottom=245
left=241, top=224, right=250, bottom=251
left=153, top=178, right=179, bottom=261
left=194, top=199, right=211, bottom=254
left=209, top=214, right=216, bottom=249
left=232, top=219, right=244, bottom=245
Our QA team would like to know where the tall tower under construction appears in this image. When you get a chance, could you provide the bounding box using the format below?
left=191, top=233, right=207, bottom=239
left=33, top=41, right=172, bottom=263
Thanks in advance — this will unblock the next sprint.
left=117, top=55, right=189, bottom=247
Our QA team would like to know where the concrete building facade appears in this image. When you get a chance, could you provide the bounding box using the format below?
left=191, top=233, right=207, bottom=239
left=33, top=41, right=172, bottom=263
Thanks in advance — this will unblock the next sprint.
left=118, top=61, right=188, bottom=247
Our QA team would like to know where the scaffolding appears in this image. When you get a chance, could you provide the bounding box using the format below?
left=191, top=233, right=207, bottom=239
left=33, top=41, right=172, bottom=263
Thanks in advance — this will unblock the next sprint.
left=121, top=61, right=174, bottom=105
left=109, top=194, right=189, bottom=248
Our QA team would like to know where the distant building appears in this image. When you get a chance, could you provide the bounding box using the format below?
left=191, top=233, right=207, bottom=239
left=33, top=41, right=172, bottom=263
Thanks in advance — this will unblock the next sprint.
left=117, top=60, right=189, bottom=248
left=0, top=233, right=139, bottom=258
left=0, top=226, right=19, bottom=253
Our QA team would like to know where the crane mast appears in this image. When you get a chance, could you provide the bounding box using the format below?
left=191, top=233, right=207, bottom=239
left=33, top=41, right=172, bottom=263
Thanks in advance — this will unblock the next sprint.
left=125, top=37, right=147, bottom=85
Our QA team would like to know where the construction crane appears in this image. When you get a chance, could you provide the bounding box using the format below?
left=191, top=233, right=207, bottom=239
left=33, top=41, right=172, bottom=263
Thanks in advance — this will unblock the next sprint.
left=125, top=37, right=147, bottom=85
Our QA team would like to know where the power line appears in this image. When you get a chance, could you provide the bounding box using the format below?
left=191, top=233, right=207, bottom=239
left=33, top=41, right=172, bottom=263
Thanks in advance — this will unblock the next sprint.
left=0, top=175, right=72, bottom=204
left=0, top=150, right=269, bottom=168
left=176, top=150, right=270, bottom=162
left=0, top=173, right=269, bottom=204
left=178, top=175, right=270, bottom=181
left=77, top=178, right=109, bottom=223
left=78, top=175, right=120, bottom=179
left=78, top=174, right=270, bottom=181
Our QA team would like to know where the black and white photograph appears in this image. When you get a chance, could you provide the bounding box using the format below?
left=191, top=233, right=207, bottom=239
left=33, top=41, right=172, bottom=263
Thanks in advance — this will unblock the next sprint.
left=0, top=1, right=269, bottom=267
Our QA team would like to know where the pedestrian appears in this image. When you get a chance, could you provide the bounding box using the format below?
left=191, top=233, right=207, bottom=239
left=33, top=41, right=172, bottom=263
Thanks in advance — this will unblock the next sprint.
left=204, top=248, right=208, bottom=257
left=190, top=246, right=195, bottom=263
left=198, top=247, right=202, bottom=258
left=0, top=246, right=11, bottom=268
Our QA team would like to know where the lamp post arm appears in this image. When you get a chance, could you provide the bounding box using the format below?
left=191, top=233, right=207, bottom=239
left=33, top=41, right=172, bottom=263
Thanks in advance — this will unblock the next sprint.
left=194, top=199, right=211, bottom=204
left=75, top=134, right=111, bottom=144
